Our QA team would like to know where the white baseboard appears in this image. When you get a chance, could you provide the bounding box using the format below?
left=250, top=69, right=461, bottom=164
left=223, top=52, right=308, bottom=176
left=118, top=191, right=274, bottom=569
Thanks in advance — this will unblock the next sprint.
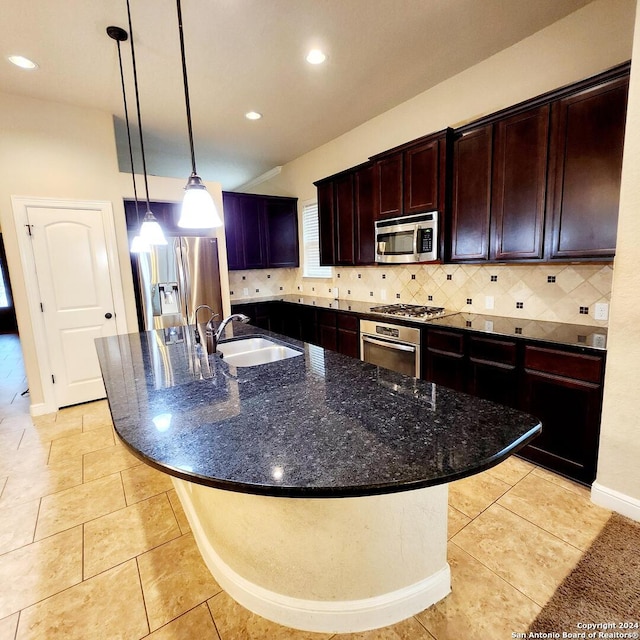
left=29, top=401, right=55, bottom=417
left=591, top=481, right=640, bottom=522
left=173, top=479, right=451, bottom=633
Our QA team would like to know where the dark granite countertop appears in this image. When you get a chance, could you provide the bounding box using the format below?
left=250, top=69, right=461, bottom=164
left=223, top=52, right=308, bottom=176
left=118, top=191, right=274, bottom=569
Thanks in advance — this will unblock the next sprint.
left=96, top=321, right=541, bottom=498
left=231, top=295, right=608, bottom=350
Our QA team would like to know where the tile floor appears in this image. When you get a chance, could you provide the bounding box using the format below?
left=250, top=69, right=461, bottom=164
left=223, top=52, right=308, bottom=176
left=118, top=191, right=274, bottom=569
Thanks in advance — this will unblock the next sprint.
left=0, top=333, right=613, bottom=639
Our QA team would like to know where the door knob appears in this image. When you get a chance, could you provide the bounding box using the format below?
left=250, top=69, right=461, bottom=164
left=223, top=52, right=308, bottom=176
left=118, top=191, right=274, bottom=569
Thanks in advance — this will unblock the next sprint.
left=105, top=312, right=113, bottom=319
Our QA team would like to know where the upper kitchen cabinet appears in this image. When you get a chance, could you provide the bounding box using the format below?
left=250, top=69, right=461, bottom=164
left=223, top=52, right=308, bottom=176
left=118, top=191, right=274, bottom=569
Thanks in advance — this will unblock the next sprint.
left=372, top=129, right=450, bottom=220
left=222, top=192, right=299, bottom=270
left=448, top=62, right=629, bottom=264
left=315, top=162, right=376, bottom=267
left=546, top=73, right=629, bottom=260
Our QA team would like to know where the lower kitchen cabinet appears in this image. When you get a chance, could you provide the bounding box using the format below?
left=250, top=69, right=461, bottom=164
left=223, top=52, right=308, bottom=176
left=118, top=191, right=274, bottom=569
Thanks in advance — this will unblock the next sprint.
left=520, top=346, right=604, bottom=484
left=424, top=329, right=466, bottom=392
left=422, top=327, right=605, bottom=485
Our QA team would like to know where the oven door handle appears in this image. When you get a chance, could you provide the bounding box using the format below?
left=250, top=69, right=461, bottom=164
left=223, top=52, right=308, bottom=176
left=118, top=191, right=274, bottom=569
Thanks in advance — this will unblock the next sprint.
left=362, top=335, right=416, bottom=353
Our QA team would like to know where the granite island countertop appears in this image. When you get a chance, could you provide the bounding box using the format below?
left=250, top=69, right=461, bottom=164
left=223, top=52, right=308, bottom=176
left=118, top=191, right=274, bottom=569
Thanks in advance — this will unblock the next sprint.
left=96, top=321, right=541, bottom=498
left=231, top=294, right=608, bottom=350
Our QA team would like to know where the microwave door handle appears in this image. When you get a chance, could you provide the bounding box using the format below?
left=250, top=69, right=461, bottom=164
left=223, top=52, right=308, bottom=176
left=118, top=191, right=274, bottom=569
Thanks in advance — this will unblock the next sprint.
left=362, top=335, right=416, bottom=353
left=413, top=229, right=419, bottom=257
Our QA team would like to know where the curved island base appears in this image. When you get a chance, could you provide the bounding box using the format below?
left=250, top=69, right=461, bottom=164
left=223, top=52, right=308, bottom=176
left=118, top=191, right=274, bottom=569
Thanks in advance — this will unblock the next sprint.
left=173, top=478, right=451, bottom=633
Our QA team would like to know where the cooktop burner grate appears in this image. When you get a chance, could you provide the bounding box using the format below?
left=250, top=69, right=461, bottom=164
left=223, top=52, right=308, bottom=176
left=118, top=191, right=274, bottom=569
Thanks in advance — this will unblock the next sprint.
left=370, top=304, right=446, bottom=318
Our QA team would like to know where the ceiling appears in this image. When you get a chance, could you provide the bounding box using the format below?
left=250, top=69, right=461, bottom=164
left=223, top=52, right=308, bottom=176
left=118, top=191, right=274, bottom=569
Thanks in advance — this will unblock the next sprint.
left=1, top=0, right=595, bottom=190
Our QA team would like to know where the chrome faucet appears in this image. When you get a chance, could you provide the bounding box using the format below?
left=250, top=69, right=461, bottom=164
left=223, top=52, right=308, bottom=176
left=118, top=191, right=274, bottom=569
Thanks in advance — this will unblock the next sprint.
left=208, top=313, right=251, bottom=353
left=192, top=305, right=218, bottom=346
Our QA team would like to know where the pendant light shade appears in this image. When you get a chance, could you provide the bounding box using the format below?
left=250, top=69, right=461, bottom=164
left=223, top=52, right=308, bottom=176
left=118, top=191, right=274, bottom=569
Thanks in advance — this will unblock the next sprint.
left=176, top=0, right=222, bottom=229
left=179, top=173, right=222, bottom=228
left=140, top=212, right=168, bottom=245
left=130, top=234, right=150, bottom=253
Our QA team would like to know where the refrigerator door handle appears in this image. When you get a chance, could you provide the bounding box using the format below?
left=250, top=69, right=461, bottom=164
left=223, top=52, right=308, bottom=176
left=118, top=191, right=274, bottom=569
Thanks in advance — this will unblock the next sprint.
left=176, top=237, right=191, bottom=324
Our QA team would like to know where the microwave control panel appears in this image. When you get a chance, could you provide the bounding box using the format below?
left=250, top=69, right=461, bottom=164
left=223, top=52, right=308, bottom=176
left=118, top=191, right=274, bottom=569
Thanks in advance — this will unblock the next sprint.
left=418, top=228, right=433, bottom=253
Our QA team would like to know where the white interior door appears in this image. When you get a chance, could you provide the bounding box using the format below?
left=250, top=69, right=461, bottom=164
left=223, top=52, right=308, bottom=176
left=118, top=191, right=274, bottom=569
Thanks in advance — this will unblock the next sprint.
left=25, top=204, right=122, bottom=407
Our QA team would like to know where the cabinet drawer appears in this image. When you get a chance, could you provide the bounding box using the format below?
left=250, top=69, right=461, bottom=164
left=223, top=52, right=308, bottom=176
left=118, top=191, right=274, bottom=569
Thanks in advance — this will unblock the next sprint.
left=469, top=336, right=516, bottom=366
left=427, top=330, right=464, bottom=355
left=524, top=346, right=603, bottom=383
left=318, top=310, right=337, bottom=327
left=337, top=313, right=358, bottom=331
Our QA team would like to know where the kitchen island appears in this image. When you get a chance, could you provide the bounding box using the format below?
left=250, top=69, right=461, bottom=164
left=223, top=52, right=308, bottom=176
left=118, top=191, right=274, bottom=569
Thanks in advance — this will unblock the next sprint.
left=96, top=321, right=541, bottom=633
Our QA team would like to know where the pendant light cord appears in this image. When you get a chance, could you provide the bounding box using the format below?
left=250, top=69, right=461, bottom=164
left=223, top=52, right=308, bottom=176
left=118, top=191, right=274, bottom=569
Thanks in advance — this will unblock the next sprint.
left=113, top=35, right=140, bottom=224
left=125, top=0, right=152, bottom=213
left=176, top=0, right=198, bottom=176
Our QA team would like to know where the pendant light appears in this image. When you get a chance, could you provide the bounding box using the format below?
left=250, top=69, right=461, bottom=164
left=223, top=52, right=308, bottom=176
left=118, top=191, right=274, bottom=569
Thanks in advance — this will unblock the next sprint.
left=107, top=26, right=150, bottom=254
left=125, top=0, right=167, bottom=245
left=176, top=0, right=222, bottom=229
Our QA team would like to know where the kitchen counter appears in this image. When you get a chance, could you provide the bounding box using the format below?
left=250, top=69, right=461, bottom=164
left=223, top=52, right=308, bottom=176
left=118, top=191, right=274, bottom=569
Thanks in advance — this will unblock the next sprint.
left=231, top=294, right=608, bottom=350
left=96, top=321, right=541, bottom=498
left=96, top=321, right=541, bottom=633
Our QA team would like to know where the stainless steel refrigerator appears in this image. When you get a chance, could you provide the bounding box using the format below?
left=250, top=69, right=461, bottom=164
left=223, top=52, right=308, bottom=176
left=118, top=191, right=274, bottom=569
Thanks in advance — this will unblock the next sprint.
left=133, top=236, right=223, bottom=334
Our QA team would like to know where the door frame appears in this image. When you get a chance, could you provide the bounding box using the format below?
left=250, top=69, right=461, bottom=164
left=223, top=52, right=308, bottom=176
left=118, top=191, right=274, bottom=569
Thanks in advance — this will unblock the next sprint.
left=12, top=196, right=128, bottom=415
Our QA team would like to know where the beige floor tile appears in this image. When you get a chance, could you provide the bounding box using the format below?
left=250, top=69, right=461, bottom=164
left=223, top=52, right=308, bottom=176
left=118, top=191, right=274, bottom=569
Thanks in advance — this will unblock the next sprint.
left=0, top=526, right=83, bottom=619
left=137, top=533, right=222, bottom=631
left=451, top=503, right=582, bottom=606
left=83, top=443, right=141, bottom=482
left=35, top=472, right=126, bottom=540
left=19, top=420, right=82, bottom=450
left=168, top=489, right=191, bottom=534
left=498, top=473, right=611, bottom=550
left=0, top=441, right=51, bottom=478
left=0, top=498, right=39, bottom=555
left=208, top=591, right=332, bottom=640
left=0, top=612, right=19, bottom=640
left=416, top=542, right=540, bottom=640
left=531, top=466, right=591, bottom=497
left=448, top=473, right=511, bottom=518
left=122, top=463, right=174, bottom=505
left=0, top=457, right=83, bottom=509
left=485, top=455, right=535, bottom=486
left=0, top=414, right=36, bottom=430
left=0, top=426, right=24, bottom=452
left=47, top=426, right=114, bottom=464
left=447, top=506, right=470, bottom=539
left=16, top=559, right=148, bottom=640
left=30, top=413, right=57, bottom=427
left=0, top=476, right=6, bottom=499
left=145, top=603, right=220, bottom=640
left=336, top=617, right=436, bottom=639
left=84, top=493, right=181, bottom=578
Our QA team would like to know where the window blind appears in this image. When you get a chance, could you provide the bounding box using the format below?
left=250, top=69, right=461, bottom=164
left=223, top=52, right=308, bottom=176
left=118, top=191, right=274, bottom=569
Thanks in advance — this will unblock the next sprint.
left=302, top=202, right=332, bottom=278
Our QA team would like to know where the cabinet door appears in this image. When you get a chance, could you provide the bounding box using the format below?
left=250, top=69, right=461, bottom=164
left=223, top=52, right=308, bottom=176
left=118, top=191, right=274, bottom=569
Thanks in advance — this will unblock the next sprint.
left=424, top=329, right=466, bottom=391
left=334, top=174, right=355, bottom=265
left=239, top=196, right=266, bottom=269
left=468, top=336, right=518, bottom=407
left=221, top=195, right=245, bottom=270
left=491, top=106, right=549, bottom=260
left=375, top=154, right=403, bottom=219
left=404, top=139, right=439, bottom=214
left=317, top=310, right=338, bottom=351
left=265, top=199, right=299, bottom=268
left=547, top=76, right=628, bottom=259
left=354, top=164, right=376, bottom=265
left=317, top=181, right=336, bottom=266
left=450, top=125, right=492, bottom=261
left=337, top=312, right=359, bottom=358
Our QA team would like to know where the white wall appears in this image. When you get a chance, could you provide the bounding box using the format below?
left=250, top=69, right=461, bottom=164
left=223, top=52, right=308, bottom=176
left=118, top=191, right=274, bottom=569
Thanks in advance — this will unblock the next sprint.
left=593, top=0, right=640, bottom=519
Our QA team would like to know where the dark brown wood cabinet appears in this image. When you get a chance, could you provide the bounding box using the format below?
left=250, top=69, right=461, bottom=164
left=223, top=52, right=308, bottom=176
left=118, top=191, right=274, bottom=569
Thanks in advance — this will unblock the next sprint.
left=223, top=192, right=299, bottom=270
left=546, top=75, right=628, bottom=260
left=424, top=329, right=466, bottom=392
left=467, top=336, right=519, bottom=408
left=374, top=154, right=403, bottom=219
left=337, top=312, right=360, bottom=359
left=520, top=345, right=605, bottom=484
left=316, top=163, right=376, bottom=267
left=404, top=137, right=441, bottom=214
left=492, top=105, right=549, bottom=260
left=450, top=125, right=493, bottom=261
left=449, top=64, right=629, bottom=264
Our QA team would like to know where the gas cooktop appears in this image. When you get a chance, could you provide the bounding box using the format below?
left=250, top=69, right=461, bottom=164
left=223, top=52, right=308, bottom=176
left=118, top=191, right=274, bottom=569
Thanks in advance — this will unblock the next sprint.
left=370, top=304, right=447, bottom=320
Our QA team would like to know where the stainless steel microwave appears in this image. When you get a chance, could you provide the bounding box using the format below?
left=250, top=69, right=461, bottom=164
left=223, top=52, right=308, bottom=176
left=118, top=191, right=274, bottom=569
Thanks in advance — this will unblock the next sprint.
left=375, top=211, right=438, bottom=264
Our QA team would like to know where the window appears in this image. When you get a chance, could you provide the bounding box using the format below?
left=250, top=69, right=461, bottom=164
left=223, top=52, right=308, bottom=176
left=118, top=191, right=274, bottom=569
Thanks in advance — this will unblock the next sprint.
left=302, top=201, right=332, bottom=278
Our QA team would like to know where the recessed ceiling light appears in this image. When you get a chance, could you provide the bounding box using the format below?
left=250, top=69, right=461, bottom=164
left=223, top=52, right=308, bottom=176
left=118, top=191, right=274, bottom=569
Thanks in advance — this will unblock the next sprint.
left=8, top=55, right=38, bottom=70
left=245, top=111, right=262, bottom=120
left=306, top=49, right=326, bottom=65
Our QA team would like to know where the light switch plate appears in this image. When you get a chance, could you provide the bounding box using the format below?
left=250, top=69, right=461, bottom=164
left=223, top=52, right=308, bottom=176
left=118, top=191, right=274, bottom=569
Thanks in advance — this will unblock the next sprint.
left=243, top=287, right=249, bottom=296
left=485, top=296, right=494, bottom=310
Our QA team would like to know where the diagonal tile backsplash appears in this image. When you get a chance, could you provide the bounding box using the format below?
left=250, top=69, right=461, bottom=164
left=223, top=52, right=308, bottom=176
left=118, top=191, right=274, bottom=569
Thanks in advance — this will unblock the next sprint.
left=229, top=263, right=613, bottom=327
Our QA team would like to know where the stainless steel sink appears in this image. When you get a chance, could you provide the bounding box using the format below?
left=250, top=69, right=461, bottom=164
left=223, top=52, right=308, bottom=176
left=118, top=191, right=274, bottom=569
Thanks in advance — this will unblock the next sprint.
left=217, top=336, right=303, bottom=367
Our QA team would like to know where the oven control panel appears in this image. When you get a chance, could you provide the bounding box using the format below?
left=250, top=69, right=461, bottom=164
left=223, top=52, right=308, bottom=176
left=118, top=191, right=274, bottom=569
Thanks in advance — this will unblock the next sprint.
left=376, top=325, right=400, bottom=338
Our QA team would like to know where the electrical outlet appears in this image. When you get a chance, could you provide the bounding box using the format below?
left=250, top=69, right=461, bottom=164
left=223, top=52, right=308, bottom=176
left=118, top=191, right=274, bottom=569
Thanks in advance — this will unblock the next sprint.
left=380, top=289, right=387, bottom=301
left=242, top=288, right=249, bottom=296
left=593, top=333, right=606, bottom=349
left=485, top=296, right=494, bottom=310
left=594, top=303, right=609, bottom=321
left=484, top=320, right=494, bottom=332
